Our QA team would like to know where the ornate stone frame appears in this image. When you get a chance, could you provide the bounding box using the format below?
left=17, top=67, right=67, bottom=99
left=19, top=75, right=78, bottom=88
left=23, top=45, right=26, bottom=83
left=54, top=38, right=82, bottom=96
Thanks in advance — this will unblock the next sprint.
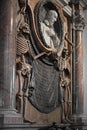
left=34, top=0, right=64, bottom=52
left=29, top=0, right=66, bottom=55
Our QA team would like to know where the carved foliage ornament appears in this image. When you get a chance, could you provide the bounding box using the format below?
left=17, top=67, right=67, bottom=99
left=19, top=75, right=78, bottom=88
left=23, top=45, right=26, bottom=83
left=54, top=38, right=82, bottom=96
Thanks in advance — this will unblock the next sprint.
left=74, top=10, right=86, bottom=31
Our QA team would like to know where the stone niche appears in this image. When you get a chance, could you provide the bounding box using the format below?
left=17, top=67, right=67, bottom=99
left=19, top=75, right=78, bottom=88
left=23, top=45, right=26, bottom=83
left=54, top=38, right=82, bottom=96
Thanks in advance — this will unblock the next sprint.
left=15, top=0, right=73, bottom=125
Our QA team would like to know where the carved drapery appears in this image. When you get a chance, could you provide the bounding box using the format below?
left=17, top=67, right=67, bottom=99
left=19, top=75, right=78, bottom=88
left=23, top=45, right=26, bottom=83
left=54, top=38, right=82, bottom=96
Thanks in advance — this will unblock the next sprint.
left=28, top=0, right=65, bottom=113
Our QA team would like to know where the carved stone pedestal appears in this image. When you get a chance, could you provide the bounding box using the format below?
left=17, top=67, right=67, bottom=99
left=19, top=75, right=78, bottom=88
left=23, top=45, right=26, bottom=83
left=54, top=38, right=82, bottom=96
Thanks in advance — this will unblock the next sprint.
left=72, top=114, right=87, bottom=124
left=0, top=109, right=22, bottom=124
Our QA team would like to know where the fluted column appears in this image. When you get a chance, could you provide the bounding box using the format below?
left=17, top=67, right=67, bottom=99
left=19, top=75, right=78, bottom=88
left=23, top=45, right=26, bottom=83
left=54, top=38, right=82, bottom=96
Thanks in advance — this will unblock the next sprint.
left=0, top=0, right=22, bottom=124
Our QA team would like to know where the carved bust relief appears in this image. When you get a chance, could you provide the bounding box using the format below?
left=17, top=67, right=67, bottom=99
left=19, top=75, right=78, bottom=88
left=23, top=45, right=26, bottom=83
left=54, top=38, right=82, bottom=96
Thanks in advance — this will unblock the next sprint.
left=40, top=10, right=60, bottom=49
left=34, top=0, right=64, bottom=54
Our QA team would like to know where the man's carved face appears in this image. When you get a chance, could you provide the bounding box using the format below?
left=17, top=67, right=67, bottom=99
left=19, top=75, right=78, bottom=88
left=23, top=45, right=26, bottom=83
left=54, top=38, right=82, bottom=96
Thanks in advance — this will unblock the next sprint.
left=46, top=10, right=58, bottom=25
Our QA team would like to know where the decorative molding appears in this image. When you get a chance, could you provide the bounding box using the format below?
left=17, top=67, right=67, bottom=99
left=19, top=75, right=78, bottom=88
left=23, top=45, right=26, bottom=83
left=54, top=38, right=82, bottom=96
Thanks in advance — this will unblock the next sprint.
left=63, top=5, right=72, bottom=17
left=56, top=0, right=72, bottom=16
left=56, top=0, right=70, bottom=6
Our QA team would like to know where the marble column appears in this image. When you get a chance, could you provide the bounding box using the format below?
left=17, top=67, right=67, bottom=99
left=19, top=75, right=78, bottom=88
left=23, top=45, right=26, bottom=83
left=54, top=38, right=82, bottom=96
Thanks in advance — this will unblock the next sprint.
left=0, top=0, right=23, bottom=124
left=72, top=9, right=86, bottom=123
left=75, top=29, right=84, bottom=114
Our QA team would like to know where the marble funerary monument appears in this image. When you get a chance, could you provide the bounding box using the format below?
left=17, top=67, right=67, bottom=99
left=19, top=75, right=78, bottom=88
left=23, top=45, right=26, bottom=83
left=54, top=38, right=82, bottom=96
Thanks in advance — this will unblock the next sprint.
left=0, top=0, right=87, bottom=129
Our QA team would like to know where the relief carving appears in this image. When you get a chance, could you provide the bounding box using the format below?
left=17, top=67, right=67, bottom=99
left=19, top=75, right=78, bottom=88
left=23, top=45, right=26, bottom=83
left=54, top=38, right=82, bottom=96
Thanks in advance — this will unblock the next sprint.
left=60, top=49, right=72, bottom=123
left=16, top=0, right=33, bottom=121
left=34, top=0, right=64, bottom=56
left=40, top=10, right=60, bottom=50
left=28, top=0, right=64, bottom=113
left=74, top=10, right=86, bottom=31
left=16, top=0, right=72, bottom=123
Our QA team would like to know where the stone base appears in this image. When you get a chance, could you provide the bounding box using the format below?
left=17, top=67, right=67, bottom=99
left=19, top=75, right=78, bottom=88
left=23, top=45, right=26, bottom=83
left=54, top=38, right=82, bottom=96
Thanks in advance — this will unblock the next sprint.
left=0, top=108, right=23, bottom=124
left=0, top=123, right=87, bottom=130
left=71, top=114, right=87, bottom=124
left=0, top=123, right=71, bottom=130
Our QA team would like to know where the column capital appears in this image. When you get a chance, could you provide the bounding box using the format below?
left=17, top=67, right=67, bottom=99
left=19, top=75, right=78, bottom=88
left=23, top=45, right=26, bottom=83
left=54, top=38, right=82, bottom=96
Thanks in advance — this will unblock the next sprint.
left=74, top=10, right=86, bottom=31
left=70, top=0, right=87, bottom=9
